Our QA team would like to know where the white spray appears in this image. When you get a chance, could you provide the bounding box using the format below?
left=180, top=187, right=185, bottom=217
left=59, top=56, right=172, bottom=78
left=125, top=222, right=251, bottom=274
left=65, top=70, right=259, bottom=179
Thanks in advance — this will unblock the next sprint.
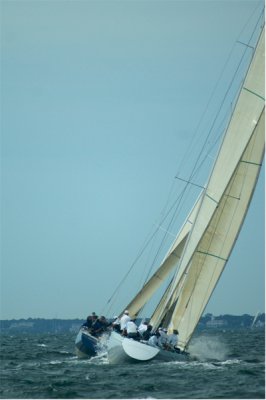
left=188, top=334, right=229, bottom=361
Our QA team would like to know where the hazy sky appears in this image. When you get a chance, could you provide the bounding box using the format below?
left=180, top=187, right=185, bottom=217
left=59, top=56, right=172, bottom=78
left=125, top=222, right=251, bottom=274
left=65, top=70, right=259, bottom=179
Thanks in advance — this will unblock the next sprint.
left=1, top=0, right=265, bottom=320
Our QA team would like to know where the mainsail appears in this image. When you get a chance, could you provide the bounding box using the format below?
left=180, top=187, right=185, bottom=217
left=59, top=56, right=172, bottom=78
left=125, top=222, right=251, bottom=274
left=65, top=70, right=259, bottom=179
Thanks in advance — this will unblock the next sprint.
left=150, top=27, right=265, bottom=350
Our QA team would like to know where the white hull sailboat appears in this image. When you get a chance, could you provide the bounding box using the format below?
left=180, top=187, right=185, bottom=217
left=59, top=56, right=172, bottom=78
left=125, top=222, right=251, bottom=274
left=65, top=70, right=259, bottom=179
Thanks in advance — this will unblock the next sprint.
left=106, top=23, right=265, bottom=364
left=108, top=331, right=188, bottom=363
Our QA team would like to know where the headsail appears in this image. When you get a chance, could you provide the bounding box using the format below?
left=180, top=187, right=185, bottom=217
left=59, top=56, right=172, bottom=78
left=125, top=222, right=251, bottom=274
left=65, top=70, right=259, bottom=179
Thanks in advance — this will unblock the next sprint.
left=150, top=27, right=265, bottom=349
left=122, top=192, right=203, bottom=318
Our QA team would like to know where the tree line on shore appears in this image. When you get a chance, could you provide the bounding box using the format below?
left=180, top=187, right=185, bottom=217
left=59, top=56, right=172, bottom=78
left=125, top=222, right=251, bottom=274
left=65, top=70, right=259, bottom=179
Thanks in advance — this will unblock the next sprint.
left=0, top=313, right=264, bottom=334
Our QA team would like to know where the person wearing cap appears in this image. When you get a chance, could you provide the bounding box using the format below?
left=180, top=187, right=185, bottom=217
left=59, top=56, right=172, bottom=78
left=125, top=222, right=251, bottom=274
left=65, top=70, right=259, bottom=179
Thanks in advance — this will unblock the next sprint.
left=120, top=310, right=131, bottom=331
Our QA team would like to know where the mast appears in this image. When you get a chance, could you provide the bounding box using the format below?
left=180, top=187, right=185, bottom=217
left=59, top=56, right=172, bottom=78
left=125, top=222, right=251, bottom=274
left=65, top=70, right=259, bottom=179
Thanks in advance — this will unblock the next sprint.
left=151, top=27, right=265, bottom=348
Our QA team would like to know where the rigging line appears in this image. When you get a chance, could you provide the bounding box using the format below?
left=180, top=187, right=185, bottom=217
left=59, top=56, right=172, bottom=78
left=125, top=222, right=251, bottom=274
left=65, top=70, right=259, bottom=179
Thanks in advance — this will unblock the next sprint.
left=106, top=178, right=192, bottom=310
left=174, top=10, right=259, bottom=179
left=178, top=130, right=261, bottom=330
left=236, top=4, right=264, bottom=44
left=135, top=12, right=264, bottom=293
left=182, top=180, right=241, bottom=316
left=175, top=177, right=205, bottom=190
left=105, top=180, right=192, bottom=308
left=189, top=112, right=229, bottom=183
left=169, top=117, right=263, bottom=330
left=142, top=163, right=206, bottom=299
left=178, top=125, right=225, bottom=204
left=154, top=14, right=265, bottom=294
left=191, top=192, right=244, bottom=321
left=160, top=115, right=228, bottom=273
left=138, top=181, right=179, bottom=287
left=143, top=123, right=221, bottom=287
left=182, top=81, right=240, bottom=192
left=177, top=130, right=224, bottom=193
left=139, top=173, right=199, bottom=288
left=175, top=42, right=239, bottom=175
left=141, top=180, right=192, bottom=285
left=107, top=173, right=200, bottom=303
left=103, top=289, right=121, bottom=317
left=175, top=55, right=232, bottom=178
left=236, top=41, right=254, bottom=50
left=172, top=16, right=264, bottom=346
left=106, top=156, right=197, bottom=306
left=138, top=172, right=193, bottom=288
left=186, top=12, right=263, bottom=185
left=189, top=45, right=251, bottom=180
left=104, top=12, right=264, bottom=316
left=104, top=225, right=160, bottom=306
left=153, top=266, right=188, bottom=330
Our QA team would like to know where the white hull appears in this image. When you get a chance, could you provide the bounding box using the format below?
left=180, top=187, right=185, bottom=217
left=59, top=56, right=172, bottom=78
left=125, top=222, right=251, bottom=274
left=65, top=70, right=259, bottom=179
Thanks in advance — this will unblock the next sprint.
left=107, top=331, right=188, bottom=364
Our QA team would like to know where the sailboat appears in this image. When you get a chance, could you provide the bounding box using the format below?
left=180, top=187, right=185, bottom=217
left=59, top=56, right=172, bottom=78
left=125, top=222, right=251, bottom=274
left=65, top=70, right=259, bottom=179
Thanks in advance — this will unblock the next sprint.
left=251, top=311, right=261, bottom=329
left=106, top=25, right=265, bottom=363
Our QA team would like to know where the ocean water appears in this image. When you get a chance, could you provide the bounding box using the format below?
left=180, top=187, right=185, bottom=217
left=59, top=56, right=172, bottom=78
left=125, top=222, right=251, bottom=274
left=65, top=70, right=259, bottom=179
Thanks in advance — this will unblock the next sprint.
left=0, top=329, right=264, bottom=399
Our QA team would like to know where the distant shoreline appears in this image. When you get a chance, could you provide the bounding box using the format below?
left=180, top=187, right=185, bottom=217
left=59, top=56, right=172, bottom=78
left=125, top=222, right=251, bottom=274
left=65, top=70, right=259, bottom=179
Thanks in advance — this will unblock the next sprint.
left=0, top=313, right=265, bottom=334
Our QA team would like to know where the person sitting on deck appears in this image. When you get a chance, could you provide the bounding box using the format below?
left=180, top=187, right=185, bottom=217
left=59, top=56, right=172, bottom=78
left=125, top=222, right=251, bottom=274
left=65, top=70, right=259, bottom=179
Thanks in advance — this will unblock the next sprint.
left=82, top=314, right=94, bottom=329
left=141, top=324, right=153, bottom=341
left=148, top=331, right=160, bottom=347
left=138, top=320, right=148, bottom=335
left=167, top=329, right=179, bottom=347
left=166, top=329, right=180, bottom=352
left=125, top=319, right=140, bottom=340
left=91, top=315, right=108, bottom=336
left=158, top=327, right=168, bottom=349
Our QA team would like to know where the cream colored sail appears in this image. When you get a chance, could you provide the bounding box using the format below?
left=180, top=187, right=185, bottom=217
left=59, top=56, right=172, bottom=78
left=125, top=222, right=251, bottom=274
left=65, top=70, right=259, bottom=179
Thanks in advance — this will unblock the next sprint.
left=172, top=110, right=264, bottom=350
left=151, top=27, right=265, bottom=349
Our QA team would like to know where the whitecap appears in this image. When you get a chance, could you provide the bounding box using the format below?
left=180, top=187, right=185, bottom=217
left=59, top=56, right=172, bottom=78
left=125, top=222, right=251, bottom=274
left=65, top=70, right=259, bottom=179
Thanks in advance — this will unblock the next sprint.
left=49, top=360, right=62, bottom=365
left=220, top=359, right=242, bottom=365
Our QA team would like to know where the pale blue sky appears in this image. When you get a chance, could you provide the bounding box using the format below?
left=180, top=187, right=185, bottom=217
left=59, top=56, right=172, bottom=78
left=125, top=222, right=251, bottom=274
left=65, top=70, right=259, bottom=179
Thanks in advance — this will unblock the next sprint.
left=1, top=0, right=264, bottom=320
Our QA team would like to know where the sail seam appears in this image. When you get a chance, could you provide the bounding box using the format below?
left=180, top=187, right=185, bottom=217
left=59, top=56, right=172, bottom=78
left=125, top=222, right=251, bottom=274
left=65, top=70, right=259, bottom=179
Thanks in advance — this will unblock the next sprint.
left=225, top=194, right=240, bottom=200
left=243, top=87, right=265, bottom=101
left=240, top=160, right=262, bottom=166
left=206, top=194, right=219, bottom=204
left=196, top=250, right=227, bottom=261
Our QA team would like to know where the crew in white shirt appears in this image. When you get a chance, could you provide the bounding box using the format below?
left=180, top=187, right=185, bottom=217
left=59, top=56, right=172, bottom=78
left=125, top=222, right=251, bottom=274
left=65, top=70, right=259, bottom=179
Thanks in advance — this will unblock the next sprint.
left=126, top=319, right=139, bottom=339
left=120, top=310, right=131, bottom=331
left=138, top=320, right=148, bottom=335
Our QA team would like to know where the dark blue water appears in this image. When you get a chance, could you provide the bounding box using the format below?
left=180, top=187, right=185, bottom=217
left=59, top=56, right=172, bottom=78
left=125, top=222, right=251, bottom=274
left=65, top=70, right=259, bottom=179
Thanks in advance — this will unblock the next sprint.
left=0, top=329, right=264, bottom=398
